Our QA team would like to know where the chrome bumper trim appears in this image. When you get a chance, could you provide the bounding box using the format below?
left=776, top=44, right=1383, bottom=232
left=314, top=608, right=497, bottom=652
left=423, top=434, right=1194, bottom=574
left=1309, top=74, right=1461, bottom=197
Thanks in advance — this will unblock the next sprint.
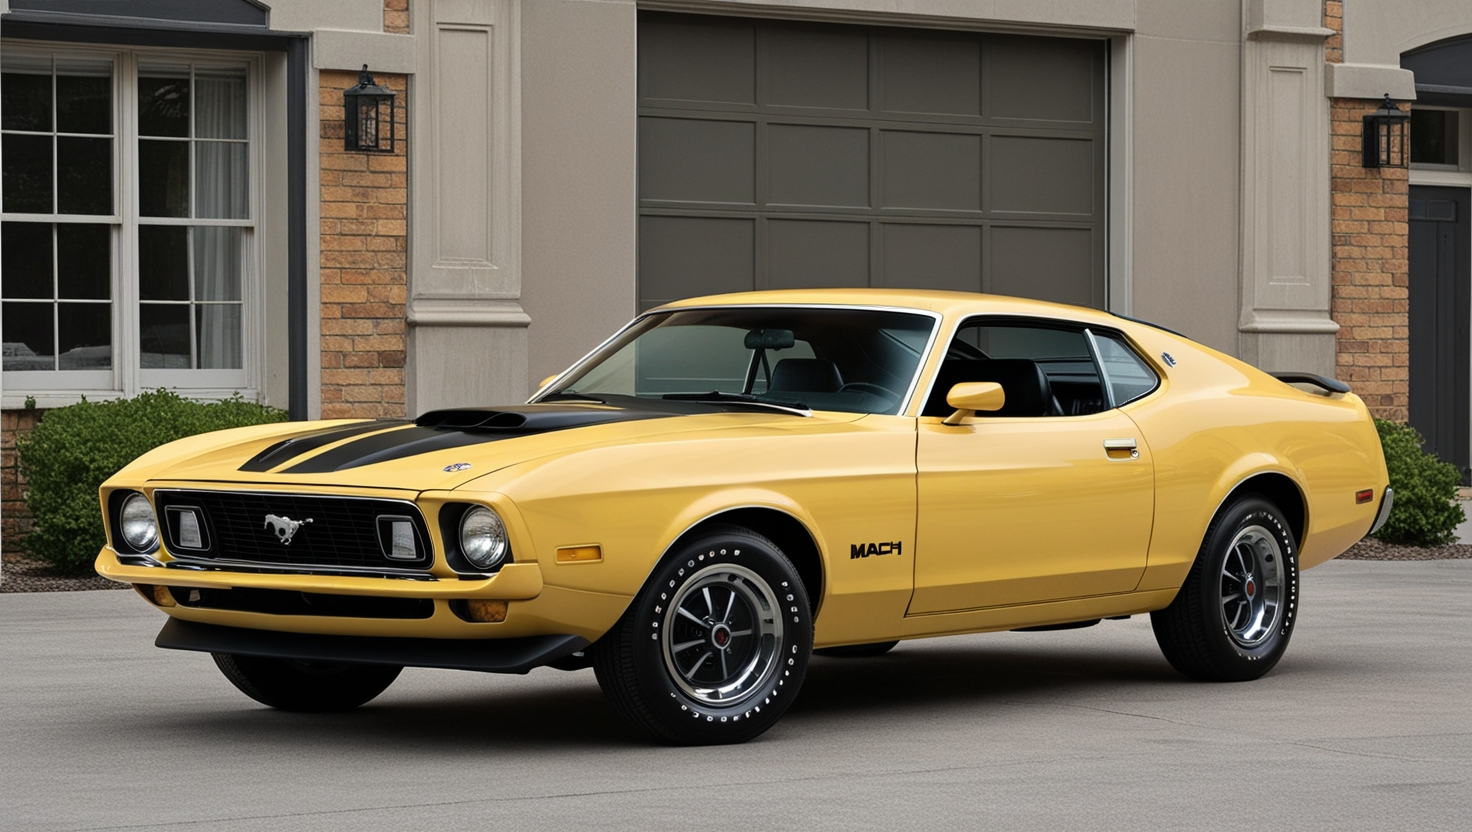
left=1368, top=486, right=1395, bottom=536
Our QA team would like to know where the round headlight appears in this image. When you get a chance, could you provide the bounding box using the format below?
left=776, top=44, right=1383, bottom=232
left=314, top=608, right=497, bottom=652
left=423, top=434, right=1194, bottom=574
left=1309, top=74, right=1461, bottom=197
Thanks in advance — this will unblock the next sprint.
left=119, top=492, right=159, bottom=552
left=459, top=506, right=508, bottom=570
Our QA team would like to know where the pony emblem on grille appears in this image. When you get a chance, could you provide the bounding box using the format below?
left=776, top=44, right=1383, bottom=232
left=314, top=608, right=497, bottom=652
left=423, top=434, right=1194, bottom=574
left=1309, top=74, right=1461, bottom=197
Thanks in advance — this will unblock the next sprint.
left=263, top=514, right=313, bottom=545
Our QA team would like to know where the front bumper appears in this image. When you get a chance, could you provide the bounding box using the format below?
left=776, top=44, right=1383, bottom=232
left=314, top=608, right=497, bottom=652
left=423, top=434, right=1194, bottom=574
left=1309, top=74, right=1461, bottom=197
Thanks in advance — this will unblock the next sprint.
left=96, top=547, right=633, bottom=642
left=156, top=618, right=588, bottom=674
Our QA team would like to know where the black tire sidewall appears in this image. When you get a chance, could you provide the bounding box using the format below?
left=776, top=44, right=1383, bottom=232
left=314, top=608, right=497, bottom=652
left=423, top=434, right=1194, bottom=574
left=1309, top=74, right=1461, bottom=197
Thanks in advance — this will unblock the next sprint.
left=1193, top=498, right=1300, bottom=672
left=622, top=530, right=812, bottom=742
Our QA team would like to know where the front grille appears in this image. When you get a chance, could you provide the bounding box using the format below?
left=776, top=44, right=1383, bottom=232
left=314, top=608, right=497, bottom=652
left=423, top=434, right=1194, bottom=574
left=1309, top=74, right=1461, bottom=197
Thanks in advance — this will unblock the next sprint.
left=153, top=490, right=433, bottom=573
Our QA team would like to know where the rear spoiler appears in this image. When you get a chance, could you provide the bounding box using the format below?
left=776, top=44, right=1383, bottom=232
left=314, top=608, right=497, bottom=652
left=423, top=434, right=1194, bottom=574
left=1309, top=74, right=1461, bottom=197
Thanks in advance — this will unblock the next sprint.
left=1271, top=372, right=1351, bottom=395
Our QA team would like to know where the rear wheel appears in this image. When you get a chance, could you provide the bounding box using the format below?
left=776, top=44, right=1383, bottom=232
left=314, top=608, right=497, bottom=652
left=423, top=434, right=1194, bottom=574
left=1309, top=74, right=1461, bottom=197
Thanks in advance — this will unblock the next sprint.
left=1151, top=496, right=1299, bottom=681
left=212, top=653, right=402, bottom=712
left=594, top=525, right=812, bottom=745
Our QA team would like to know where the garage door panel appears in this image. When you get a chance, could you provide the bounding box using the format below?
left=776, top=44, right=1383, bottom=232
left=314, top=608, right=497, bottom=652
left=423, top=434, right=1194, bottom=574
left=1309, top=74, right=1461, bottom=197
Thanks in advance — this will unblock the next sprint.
left=767, top=219, right=869, bottom=288
left=638, top=13, right=756, bottom=106
left=639, top=216, right=754, bottom=308
left=984, top=35, right=1099, bottom=125
left=640, top=118, right=755, bottom=205
left=879, top=33, right=982, bottom=117
left=881, top=224, right=982, bottom=292
left=880, top=131, right=982, bottom=211
left=766, top=26, right=870, bottom=111
left=990, top=136, right=1095, bottom=215
left=638, top=12, right=1106, bottom=310
left=767, top=124, right=870, bottom=208
left=988, top=226, right=1095, bottom=307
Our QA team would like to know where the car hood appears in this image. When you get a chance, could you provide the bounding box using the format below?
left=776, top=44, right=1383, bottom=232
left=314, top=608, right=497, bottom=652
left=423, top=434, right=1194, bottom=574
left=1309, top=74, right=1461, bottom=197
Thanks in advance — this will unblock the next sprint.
left=129, top=401, right=863, bottom=493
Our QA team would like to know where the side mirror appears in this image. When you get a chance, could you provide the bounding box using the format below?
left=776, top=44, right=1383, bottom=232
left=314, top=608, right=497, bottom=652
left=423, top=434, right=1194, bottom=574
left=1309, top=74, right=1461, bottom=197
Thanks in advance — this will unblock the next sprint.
left=942, top=381, right=1004, bottom=425
left=537, top=374, right=560, bottom=393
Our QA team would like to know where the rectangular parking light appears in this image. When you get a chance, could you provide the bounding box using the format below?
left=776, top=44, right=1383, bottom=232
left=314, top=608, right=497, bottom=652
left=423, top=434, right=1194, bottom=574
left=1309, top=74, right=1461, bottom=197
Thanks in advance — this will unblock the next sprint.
left=389, top=520, right=416, bottom=559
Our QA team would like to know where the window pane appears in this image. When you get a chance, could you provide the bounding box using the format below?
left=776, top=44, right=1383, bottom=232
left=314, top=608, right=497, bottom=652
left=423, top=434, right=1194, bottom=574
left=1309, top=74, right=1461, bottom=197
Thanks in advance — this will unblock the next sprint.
left=195, top=67, right=247, bottom=140
left=139, top=139, right=188, bottom=217
left=1, top=56, right=52, bottom=132
left=55, top=58, right=112, bottom=135
left=138, top=66, right=189, bottom=138
left=57, top=223, right=110, bottom=299
left=2, top=221, right=53, bottom=299
left=139, top=225, right=189, bottom=300
left=193, top=226, right=242, bottom=300
left=1097, top=334, right=1158, bottom=406
left=2, top=301, right=54, bottom=370
left=196, top=304, right=241, bottom=369
left=139, top=303, right=191, bottom=368
left=57, top=302, right=111, bottom=369
left=57, top=136, right=112, bottom=215
left=1411, top=109, right=1459, bottom=166
left=195, top=141, right=247, bottom=218
left=2, top=133, right=53, bottom=213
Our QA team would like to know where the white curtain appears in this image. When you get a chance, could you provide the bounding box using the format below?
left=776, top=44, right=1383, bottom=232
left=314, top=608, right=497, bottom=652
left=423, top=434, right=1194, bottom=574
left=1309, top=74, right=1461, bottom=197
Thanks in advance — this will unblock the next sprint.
left=190, top=67, right=247, bottom=369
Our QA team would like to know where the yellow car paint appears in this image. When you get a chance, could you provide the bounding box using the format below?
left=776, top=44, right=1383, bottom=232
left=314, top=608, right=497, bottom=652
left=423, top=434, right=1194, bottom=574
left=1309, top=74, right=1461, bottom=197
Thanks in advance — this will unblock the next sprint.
left=96, top=289, right=1388, bottom=655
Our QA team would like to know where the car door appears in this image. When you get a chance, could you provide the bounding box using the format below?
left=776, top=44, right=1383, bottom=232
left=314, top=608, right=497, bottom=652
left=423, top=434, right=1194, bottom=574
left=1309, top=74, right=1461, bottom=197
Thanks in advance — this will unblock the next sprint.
left=910, top=319, right=1157, bottom=615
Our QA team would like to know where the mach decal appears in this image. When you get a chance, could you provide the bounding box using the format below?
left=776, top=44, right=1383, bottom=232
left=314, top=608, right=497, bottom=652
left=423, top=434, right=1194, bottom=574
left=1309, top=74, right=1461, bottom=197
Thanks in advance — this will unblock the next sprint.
left=850, top=541, right=903, bottom=559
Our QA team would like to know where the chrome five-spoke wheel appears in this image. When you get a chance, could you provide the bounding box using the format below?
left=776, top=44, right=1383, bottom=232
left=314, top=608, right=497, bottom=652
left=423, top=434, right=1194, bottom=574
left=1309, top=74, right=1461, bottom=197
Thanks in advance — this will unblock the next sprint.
left=1151, top=496, right=1299, bottom=682
left=1219, top=525, right=1284, bottom=648
left=593, top=525, right=812, bottom=745
left=662, top=563, right=782, bottom=707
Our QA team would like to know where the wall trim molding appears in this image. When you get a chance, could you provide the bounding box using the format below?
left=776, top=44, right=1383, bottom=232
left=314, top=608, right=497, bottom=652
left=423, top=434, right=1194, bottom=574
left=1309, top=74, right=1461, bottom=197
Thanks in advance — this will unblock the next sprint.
left=407, top=299, right=532, bottom=328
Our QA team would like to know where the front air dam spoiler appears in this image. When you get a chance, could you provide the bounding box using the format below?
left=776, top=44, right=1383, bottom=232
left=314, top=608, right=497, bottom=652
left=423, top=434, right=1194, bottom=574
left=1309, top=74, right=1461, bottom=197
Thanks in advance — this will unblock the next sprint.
left=156, top=619, right=589, bottom=674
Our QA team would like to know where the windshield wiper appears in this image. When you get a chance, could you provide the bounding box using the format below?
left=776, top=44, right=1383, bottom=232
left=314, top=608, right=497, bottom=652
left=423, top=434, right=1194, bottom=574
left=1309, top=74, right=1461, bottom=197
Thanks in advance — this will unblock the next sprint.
left=537, top=390, right=606, bottom=404
left=662, top=391, right=811, bottom=416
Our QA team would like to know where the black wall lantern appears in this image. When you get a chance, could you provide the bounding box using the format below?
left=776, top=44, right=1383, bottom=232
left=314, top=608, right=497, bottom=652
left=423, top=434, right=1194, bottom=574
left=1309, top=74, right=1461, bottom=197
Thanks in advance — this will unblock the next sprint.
left=1362, top=94, right=1410, bottom=168
left=343, top=65, right=395, bottom=154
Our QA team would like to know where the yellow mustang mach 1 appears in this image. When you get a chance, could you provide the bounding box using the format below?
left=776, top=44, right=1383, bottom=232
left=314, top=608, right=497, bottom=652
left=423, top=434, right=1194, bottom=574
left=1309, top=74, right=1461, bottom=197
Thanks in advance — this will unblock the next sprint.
left=97, top=290, right=1391, bottom=744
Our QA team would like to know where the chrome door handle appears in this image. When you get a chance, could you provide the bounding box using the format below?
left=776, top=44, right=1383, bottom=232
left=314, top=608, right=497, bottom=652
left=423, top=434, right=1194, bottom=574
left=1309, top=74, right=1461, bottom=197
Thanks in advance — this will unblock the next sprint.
left=1104, top=438, right=1139, bottom=459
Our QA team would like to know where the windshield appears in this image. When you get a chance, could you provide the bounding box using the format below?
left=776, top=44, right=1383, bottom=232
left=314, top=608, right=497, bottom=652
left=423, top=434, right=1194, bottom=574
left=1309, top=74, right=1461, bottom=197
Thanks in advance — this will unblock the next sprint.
left=539, top=307, right=936, bottom=415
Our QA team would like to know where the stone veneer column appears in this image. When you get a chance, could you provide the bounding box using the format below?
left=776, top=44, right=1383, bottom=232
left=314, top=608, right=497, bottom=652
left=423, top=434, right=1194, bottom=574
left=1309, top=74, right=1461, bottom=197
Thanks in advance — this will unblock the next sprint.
left=1323, top=0, right=1410, bottom=421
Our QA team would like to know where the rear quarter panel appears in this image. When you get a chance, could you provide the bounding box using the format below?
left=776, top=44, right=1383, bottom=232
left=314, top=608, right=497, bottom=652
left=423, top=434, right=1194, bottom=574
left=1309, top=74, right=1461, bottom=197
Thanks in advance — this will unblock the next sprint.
left=1121, top=325, right=1388, bottom=591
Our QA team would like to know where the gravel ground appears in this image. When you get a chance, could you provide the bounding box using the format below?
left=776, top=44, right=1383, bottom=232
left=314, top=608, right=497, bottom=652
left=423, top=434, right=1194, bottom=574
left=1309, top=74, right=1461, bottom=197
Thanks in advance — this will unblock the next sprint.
left=3, top=536, right=1468, bottom=593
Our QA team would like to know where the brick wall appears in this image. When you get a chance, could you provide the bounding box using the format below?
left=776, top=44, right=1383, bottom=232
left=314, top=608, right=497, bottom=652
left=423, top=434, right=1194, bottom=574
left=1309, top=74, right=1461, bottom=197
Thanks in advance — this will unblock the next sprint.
left=318, top=69, right=409, bottom=419
left=1, top=410, right=43, bottom=554
left=384, top=0, right=409, bottom=35
left=1325, top=1, right=1410, bottom=422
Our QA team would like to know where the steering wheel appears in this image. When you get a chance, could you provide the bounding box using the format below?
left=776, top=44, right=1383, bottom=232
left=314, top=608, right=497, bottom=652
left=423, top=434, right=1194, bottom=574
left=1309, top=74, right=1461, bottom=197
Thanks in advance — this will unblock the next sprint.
left=839, top=382, right=899, bottom=400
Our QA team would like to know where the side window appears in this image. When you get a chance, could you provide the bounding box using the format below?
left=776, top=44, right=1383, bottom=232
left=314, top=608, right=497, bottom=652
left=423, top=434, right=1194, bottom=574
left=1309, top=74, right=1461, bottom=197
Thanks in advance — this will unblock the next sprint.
left=924, top=320, right=1107, bottom=418
left=1094, top=333, right=1159, bottom=407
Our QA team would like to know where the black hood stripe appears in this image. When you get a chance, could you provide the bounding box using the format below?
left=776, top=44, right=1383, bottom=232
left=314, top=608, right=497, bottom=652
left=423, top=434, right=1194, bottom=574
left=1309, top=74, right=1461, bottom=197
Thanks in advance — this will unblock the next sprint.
left=276, top=406, right=671, bottom=474
left=238, top=420, right=410, bottom=472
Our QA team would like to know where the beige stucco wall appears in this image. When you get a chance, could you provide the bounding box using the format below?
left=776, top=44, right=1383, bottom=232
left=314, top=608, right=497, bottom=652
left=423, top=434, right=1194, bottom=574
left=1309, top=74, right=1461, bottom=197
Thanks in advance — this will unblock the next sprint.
left=521, top=0, right=640, bottom=395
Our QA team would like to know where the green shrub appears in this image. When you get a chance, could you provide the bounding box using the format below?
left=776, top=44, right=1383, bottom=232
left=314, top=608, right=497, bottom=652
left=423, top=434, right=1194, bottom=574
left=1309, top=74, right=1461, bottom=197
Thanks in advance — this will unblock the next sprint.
left=16, top=389, right=287, bottom=575
left=1373, top=418, right=1465, bottom=546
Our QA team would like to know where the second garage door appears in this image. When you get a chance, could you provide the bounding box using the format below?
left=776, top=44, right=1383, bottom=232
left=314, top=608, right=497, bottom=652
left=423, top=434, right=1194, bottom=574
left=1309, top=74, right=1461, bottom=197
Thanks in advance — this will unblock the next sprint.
left=638, top=12, right=1107, bottom=310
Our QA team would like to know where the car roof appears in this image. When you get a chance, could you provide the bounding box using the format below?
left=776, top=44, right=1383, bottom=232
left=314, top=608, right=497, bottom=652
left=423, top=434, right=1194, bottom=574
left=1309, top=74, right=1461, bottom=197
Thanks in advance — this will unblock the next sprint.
left=655, top=288, right=1144, bottom=333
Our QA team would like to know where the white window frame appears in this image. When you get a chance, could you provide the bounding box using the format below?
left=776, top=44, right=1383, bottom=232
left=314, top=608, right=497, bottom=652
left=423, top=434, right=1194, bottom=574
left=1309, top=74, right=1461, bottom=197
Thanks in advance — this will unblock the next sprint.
left=1, top=41, right=265, bottom=409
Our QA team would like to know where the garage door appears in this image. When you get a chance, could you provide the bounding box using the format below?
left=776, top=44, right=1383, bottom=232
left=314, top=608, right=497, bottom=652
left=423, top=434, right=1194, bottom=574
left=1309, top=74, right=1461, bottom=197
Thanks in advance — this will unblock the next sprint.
left=637, top=12, right=1107, bottom=310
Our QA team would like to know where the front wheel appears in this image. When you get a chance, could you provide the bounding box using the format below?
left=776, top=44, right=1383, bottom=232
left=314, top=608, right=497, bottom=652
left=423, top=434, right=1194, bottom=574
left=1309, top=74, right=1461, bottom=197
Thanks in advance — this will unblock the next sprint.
left=212, top=653, right=402, bottom=712
left=1151, top=496, right=1299, bottom=682
left=593, top=526, right=812, bottom=745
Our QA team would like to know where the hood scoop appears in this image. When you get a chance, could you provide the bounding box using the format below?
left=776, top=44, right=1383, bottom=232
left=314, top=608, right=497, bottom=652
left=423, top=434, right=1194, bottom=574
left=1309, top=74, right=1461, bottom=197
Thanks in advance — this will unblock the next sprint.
left=414, top=407, right=644, bottom=432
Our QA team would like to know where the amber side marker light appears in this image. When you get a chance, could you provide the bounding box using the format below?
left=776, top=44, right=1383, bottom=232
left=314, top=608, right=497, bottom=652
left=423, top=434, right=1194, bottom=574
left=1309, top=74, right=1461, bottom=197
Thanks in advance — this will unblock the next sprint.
left=1356, top=489, right=1375, bottom=505
left=557, top=545, right=603, bottom=563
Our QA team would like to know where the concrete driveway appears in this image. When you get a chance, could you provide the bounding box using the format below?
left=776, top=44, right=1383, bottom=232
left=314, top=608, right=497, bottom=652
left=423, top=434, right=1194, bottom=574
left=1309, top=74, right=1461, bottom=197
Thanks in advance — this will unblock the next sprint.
left=2, top=560, right=1469, bottom=831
